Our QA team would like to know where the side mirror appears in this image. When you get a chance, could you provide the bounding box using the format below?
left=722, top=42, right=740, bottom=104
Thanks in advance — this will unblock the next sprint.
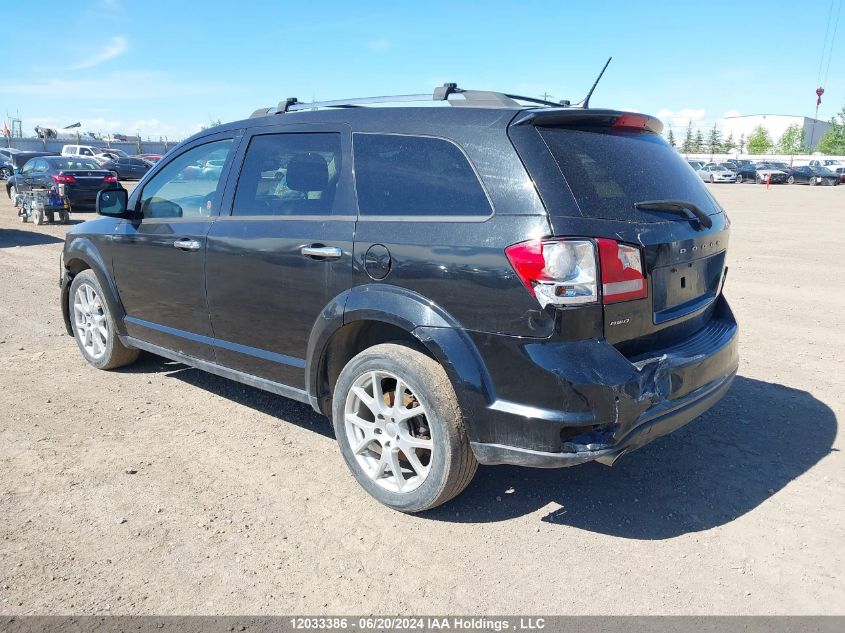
left=97, top=188, right=131, bottom=217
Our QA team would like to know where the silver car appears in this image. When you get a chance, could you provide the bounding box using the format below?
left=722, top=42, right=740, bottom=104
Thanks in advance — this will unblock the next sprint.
left=697, top=163, right=736, bottom=183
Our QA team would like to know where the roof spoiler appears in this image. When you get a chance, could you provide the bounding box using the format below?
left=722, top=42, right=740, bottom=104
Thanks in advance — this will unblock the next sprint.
left=510, top=109, right=663, bottom=134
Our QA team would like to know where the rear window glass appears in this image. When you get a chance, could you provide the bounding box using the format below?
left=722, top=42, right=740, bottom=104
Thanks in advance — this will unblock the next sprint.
left=49, top=158, right=101, bottom=170
left=538, top=127, right=719, bottom=218
left=354, top=134, right=491, bottom=217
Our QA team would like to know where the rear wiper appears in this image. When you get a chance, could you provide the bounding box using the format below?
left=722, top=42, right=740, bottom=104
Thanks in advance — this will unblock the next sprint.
left=633, top=199, right=713, bottom=229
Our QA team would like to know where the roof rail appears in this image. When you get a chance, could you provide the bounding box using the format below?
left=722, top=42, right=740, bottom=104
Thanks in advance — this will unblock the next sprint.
left=249, top=83, right=571, bottom=118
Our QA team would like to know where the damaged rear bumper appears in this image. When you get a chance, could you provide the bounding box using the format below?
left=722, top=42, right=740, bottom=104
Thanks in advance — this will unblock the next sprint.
left=466, top=296, right=739, bottom=467
left=471, top=369, right=735, bottom=467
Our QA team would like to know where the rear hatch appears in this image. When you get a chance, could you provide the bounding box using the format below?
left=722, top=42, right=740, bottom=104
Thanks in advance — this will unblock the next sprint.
left=61, top=169, right=114, bottom=191
left=509, top=109, right=729, bottom=353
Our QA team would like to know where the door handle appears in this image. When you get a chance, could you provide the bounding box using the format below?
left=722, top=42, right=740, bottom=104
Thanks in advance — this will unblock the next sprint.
left=173, top=238, right=202, bottom=252
left=301, top=245, right=342, bottom=259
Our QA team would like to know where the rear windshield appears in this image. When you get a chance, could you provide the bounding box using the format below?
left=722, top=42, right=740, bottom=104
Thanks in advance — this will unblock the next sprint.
left=49, top=158, right=101, bottom=170
left=538, top=127, right=720, bottom=220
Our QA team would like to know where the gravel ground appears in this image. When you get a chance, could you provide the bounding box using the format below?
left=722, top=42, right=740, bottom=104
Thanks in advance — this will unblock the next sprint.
left=0, top=182, right=842, bottom=615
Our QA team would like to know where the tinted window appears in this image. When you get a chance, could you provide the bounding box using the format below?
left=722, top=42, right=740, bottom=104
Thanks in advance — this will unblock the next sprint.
left=538, top=127, right=719, bottom=220
left=232, top=133, right=341, bottom=216
left=354, top=134, right=491, bottom=217
left=140, top=139, right=232, bottom=219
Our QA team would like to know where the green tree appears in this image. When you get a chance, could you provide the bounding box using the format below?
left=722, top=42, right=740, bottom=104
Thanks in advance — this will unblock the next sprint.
left=667, top=126, right=676, bottom=148
left=738, top=133, right=746, bottom=153
left=746, top=126, right=773, bottom=154
left=816, top=106, right=845, bottom=155
left=681, top=122, right=694, bottom=153
left=777, top=124, right=806, bottom=154
left=200, top=119, right=222, bottom=131
left=693, top=129, right=704, bottom=153
left=707, top=124, right=722, bottom=155
left=723, top=132, right=736, bottom=153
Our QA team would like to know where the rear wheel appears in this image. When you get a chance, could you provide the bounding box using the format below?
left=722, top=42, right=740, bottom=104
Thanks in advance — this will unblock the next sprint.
left=69, top=270, right=139, bottom=370
left=787, top=175, right=795, bottom=184
left=332, top=343, right=477, bottom=512
left=736, top=174, right=743, bottom=184
left=709, top=174, right=715, bottom=183
left=809, top=177, right=817, bottom=186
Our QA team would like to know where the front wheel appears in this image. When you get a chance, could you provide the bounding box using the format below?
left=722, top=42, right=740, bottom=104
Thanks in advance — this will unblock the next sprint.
left=787, top=176, right=795, bottom=184
left=809, top=177, right=817, bottom=186
left=736, top=174, right=743, bottom=183
left=8, top=185, right=17, bottom=200
left=709, top=174, right=715, bottom=183
left=332, top=343, right=478, bottom=512
left=69, top=270, right=139, bottom=370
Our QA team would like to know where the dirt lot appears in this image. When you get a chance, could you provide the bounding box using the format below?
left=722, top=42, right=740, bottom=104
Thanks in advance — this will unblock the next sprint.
left=0, top=182, right=843, bottom=615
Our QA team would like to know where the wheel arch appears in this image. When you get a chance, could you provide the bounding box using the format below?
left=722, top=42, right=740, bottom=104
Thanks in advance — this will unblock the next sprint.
left=62, top=238, right=127, bottom=338
left=306, top=284, right=495, bottom=424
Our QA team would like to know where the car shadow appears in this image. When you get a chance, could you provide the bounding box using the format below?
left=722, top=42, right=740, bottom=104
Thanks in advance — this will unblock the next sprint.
left=0, top=229, right=64, bottom=247
left=122, top=352, right=332, bottom=439
left=423, top=376, right=837, bottom=537
left=119, top=355, right=837, bottom=537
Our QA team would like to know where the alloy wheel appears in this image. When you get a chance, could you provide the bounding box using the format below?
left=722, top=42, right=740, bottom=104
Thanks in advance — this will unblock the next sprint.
left=343, top=370, right=433, bottom=493
left=73, top=283, right=108, bottom=360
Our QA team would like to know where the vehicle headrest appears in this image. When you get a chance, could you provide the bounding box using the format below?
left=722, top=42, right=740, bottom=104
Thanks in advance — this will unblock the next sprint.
left=285, top=153, right=328, bottom=192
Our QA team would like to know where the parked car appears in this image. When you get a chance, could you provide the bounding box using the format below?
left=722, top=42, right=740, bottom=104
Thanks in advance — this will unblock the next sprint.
left=716, top=162, right=737, bottom=173
left=136, top=154, right=162, bottom=163
left=787, top=165, right=840, bottom=186
left=808, top=159, right=842, bottom=169
left=697, top=163, right=736, bottom=183
left=6, top=156, right=118, bottom=211
left=752, top=163, right=789, bottom=184
left=96, top=148, right=129, bottom=162
left=833, top=166, right=845, bottom=184
left=686, top=160, right=704, bottom=170
left=61, top=144, right=104, bottom=158
left=201, top=158, right=225, bottom=179
left=1, top=150, right=59, bottom=180
left=98, top=157, right=152, bottom=181
left=60, top=86, right=738, bottom=512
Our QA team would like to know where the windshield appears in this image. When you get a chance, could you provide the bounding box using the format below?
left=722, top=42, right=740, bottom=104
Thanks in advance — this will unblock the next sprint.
left=538, top=127, right=720, bottom=221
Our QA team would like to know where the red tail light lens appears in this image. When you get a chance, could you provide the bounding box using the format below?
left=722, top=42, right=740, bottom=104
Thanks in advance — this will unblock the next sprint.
left=596, top=238, right=648, bottom=304
left=505, top=239, right=598, bottom=307
left=52, top=174, right=76, bottom=184
left=103, top=173, right=118, bottom=184
left=506, top=237, right=647, bottom=307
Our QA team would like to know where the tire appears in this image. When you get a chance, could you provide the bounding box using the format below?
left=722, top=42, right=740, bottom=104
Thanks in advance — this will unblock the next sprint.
left=709, top=175, right=715, bottom=183
left=60, top=211, right=70, bottom=224
left=332, top=343, right=478, bottom=513
left=736, top=174, right=743, bottom=184
left=8, top=185, right=16, bottom=200
left=809, top=177, right=817, bottom=186
left=756, top=175, right=762, bottom=185
left=787, top=176, right=795, bottom=184
left=69, top=270, right=139, bottom=370
left=32, top=206, right=44, bottom=225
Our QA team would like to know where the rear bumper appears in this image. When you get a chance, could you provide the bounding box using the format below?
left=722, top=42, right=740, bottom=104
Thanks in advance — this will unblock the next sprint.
left=471, top=369, right=735, bottom=467
left=464, top=296, right=739, bottom=467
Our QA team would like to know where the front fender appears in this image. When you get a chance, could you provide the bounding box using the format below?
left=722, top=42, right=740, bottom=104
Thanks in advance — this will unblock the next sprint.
left=61, top=237, right=127, bottom=337
left=305, top=284, right=495, bottom=432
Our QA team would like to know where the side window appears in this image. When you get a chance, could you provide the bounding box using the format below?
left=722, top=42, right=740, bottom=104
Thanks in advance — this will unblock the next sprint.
left=80, top=148, right=92, bottom=156
left=231, top=133, right=341, bottom=216
left=353, top=134, right=491, bottom=217
left=21, top=160, right=36, bottom=174
left=139, top=139, right=233, bottom=219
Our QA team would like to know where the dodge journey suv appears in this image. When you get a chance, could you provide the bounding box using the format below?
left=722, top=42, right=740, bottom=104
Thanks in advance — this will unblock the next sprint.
left=60, top=84, right=738, bottom=512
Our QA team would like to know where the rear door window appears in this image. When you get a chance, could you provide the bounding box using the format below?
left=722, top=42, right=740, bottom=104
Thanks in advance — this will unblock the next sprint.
left=538, top=127, right=720, bottom=222
left=353, top=133, right=491, bottom=217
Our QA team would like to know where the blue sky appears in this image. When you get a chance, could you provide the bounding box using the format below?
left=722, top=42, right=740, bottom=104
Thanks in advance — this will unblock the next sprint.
left=1, top=0, right=842, bottom=140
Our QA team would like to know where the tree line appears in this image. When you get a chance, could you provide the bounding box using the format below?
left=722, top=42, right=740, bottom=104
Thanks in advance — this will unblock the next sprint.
left=665, top=104, right=845, bottom=155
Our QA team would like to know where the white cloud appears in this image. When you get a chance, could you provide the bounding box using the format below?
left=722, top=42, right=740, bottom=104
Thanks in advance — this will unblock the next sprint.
left=70, top=36, right=128, bottom=70
left=366, top=38, right=390, bottom=51
left=656, top=107, right=707, bottom=129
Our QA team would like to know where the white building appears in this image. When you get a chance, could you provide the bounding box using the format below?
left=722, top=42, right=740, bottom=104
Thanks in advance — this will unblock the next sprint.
left=720, top=114, right=830, bottom=150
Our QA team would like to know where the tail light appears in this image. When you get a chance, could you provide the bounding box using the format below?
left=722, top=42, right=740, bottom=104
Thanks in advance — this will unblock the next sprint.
left=103, top=173, right=118, bottom=184
left=52, top=174, right=76, bottom=184
left=505, top=237, right=647, bottom=308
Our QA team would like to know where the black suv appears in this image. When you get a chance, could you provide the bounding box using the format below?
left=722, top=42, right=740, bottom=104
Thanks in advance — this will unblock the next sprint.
left=60, top=85, right=738, bottom=512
